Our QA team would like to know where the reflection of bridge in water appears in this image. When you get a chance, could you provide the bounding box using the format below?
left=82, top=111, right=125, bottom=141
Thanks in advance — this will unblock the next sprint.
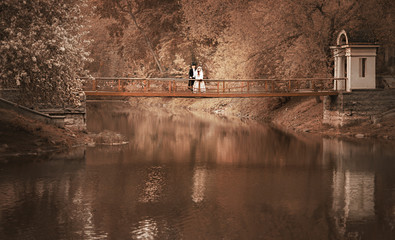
left=81, top=77, right=346, bottom=98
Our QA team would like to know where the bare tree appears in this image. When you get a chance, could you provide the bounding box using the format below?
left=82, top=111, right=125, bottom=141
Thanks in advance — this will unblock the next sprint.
left=95, top=0, right=163, bottom=73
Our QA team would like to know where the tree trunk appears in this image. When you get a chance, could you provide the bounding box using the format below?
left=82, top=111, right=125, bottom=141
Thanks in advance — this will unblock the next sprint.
left=124, top=1, right=164, bottom=73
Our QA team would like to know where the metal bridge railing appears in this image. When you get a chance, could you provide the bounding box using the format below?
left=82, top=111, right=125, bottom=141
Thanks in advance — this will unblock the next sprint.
left=79, top=77, right=347, bottom=95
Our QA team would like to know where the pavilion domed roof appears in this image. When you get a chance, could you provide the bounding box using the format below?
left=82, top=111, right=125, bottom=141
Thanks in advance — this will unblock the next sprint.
left=336, top=29, right=377, bottom=46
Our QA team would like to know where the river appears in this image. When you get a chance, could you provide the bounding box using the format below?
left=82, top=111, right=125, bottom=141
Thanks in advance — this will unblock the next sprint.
left=0, top=101, right=394, bottom=240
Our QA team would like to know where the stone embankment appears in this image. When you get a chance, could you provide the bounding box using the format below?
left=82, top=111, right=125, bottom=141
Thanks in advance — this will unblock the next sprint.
left=323, top=89, right=395, bottom=127
left=0, top=90, right=87, bottom=131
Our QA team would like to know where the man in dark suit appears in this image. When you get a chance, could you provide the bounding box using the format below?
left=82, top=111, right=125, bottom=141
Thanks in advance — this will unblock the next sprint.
left=188, top=62, right=196, bottom=90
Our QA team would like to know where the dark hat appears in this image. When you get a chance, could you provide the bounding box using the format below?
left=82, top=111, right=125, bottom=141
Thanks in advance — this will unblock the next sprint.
left=191, top=62, right=196, bottom=66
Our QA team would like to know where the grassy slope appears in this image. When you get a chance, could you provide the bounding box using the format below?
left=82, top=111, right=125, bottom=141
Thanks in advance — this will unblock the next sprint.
left=0, top=108, right=89, bottom=159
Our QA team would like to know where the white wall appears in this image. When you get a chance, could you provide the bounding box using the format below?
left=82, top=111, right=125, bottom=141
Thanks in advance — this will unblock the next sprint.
left=346, top=47, right=377, bottom=90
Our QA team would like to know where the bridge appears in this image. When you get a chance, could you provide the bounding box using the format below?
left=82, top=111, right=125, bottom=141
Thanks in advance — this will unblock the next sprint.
left=81, top=77, right=346, bottom=98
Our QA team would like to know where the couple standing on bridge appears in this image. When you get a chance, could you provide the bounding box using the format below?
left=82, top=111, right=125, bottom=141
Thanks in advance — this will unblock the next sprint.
left=188, top=63, right=206, bottom=93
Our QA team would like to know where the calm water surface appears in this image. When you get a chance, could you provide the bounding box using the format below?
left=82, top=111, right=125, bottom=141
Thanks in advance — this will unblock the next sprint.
left=1, top=101, right=394, bottom=240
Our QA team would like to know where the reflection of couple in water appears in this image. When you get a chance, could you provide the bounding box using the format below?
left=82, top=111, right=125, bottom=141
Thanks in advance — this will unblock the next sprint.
left=188, top=63, right=205, bottom=93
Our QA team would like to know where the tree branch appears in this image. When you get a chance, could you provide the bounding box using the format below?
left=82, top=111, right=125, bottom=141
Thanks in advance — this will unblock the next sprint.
left=117, top=0, right=163, bottom=73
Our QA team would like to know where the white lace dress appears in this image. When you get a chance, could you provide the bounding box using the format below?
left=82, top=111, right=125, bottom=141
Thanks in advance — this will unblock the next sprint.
left=193, top=71, right=205, bottom=93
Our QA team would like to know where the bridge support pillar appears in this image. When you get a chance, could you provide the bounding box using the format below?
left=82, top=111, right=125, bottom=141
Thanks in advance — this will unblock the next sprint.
left=323, top=89, right=395, bottom=127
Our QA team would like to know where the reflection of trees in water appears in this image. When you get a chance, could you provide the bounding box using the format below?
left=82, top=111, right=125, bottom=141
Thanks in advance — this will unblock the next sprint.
left=80, top=102, right=395, bottom=239
left=139, top=166, right=166, bottom=203
left=87, top=102, right=325, bottom=166
left=0, top=160, right=92, bottom=239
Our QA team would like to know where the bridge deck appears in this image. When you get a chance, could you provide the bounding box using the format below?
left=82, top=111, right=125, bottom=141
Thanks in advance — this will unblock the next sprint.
left=81, top=77, right=345, bottom=98
left=84, top=91, right=339, bottom=98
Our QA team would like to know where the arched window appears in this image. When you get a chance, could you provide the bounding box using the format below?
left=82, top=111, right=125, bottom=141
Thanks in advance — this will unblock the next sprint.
left=339, top=34, right=347, bottom=45
left=337, top=30, right=348, bottom=46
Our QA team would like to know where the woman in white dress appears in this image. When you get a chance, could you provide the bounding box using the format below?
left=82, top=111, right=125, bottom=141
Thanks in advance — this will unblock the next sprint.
left=193, top=66, right=206, bottom=93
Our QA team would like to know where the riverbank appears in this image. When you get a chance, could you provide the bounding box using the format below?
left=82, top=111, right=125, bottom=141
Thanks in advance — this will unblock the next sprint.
left=128, top=96, right=395, bottom=141
left=0, top=108, right=89, bottom=160
left=2, top=95, right=394, bottom=160
left=270, top=97, right=395, bottom=140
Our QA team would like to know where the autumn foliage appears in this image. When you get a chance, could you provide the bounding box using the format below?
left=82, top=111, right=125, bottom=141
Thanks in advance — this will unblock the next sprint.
left=1, top=0, right=393, bottom=107
left=0, top=0, right=91, bottom=107
left=89, top=0, right=394, bottom=79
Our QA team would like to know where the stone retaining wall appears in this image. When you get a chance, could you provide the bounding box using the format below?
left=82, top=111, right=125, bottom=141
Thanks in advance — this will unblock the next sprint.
left=0, top=98, right=65, bottom=128
left=0, top=90, right=86, bottom=131
left=39, top=108, right=86, bottom=131
left=323, top=89, right=395, bottom=127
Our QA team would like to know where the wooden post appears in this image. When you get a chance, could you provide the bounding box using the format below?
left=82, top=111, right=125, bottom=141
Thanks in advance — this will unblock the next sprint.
left=247, top=82, right=250, bottom=93
left=288, top=79, right=291, bottom=92
left=217, top=81, right=219, bottom=93
left=118, top=79, right=121, bottom=91
left=272, top=80, right=274, bottom=92
left=92, top=79, right=96, bottom=91
left=223, top=81, right=225, bottom=93
left=169, top=81, right=171, bottom=92
left=265, top=81, right=267, bottom=91
left=173, top=80, right=176, bottom=92
left=144, top=80, right=147, bottom=92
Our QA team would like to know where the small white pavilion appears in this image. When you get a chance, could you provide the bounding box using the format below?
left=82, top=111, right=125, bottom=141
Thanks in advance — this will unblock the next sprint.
left=331, top=30, right=379, bottom=91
